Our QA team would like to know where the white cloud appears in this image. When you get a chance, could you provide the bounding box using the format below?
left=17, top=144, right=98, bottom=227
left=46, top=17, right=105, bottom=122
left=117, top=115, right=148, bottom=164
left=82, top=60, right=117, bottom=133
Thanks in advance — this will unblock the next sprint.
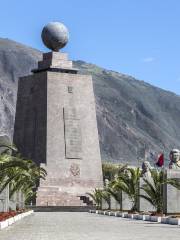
left=142, top=57, right=155, bottom=63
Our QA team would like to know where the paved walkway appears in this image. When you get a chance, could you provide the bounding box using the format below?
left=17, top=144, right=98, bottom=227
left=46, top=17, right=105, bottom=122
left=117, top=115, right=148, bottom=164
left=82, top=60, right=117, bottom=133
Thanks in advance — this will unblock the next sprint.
left=0, top=212, right=179, bottom=240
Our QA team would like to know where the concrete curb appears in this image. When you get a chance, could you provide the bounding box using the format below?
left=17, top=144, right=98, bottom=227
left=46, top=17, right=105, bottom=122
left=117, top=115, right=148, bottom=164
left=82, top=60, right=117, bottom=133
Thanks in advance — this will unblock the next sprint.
left=89, top=210, right=180, bottom=226
left=0, top=210, right=34, bottom=230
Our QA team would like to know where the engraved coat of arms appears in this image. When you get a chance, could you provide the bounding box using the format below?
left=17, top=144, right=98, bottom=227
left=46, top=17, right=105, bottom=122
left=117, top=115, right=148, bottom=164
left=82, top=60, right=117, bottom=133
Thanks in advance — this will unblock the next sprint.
left=70, top=163, right=80, bottom=177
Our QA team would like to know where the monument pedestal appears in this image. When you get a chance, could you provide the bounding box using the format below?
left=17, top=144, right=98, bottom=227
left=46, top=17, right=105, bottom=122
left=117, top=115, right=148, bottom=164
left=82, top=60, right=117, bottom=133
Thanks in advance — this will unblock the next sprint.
left=14, top=52, right=103, bottom=206
left=164, top=169, right=180, bottom=214
left=0, top=185, right=9, bottom=212
left=139, top=177, right=154, bottom=212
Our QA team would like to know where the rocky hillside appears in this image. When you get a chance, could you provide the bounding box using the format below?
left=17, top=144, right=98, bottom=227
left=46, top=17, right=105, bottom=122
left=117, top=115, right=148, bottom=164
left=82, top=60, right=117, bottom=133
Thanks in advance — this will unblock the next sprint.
left=0, top=38, right=180, bottom=165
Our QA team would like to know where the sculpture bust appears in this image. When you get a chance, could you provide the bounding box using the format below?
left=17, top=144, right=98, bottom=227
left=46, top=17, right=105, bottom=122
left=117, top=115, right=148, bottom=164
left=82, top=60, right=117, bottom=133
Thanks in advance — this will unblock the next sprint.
left=169, top=149, right=180, bottom=170
left=141, top=160, right=152, bottom=178
left=104, top=178, right=110, bottom=187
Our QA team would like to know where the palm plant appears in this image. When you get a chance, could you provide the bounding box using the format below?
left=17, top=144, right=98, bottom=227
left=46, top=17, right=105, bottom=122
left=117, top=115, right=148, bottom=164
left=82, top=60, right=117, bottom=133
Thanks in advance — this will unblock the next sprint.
left=0, top=142, right=17, bottom=153
left=87, top=189, right=103, bottom=209
left=112, top=167, right=141, bottom=212
left=102, top=163, right=128, bottom=210
left=0, top=143, right=47, bottom=204
left=102, top=162, right=127, bottom=181
left=106, top=183, right=122, bottom=210
left=140, top=169, right=180, bottom=214
left=8, top=160, right=46, bottom=202
left=101, top=189, right=111, bottom=210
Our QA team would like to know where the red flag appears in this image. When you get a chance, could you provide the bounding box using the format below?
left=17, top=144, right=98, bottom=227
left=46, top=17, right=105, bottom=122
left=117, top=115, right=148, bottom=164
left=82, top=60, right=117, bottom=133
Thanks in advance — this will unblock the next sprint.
left=156, top=153, right=164, bottom=167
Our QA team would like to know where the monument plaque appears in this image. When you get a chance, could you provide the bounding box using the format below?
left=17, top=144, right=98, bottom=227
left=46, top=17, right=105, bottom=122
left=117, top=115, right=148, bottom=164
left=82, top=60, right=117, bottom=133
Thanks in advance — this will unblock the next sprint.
left=64, top=107, right=82, bottom=159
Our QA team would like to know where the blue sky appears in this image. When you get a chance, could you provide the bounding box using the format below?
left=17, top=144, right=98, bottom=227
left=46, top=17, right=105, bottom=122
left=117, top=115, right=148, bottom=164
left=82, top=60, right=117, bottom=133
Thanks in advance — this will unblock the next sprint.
left=0, top=0, right=180, bottom=95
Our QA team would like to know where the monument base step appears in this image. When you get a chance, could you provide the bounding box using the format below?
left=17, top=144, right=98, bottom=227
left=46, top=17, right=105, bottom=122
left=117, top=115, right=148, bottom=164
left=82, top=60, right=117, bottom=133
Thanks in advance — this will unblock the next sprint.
left=36, top=196, right=87, bottom=206
left=28, top=206, right=95, bottom=212
left=36, top=188, right=93, bottom=207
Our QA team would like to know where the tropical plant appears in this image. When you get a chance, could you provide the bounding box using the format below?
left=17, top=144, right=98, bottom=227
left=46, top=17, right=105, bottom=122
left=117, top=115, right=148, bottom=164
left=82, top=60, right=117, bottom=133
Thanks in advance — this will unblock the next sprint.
left=106, top=183, right=122, bottom=210
left=101, top=189, right=111, bottom=210
left=101, top=163, right=128, bottom=210
left=112, top=167, right=141, bottom=212
left=0, top=143, right=47, bottom=204
left=140, top=169, right=180, bottom=214
left=102, top=162, right=127, bottom=181
left=87, top=189, right=103, bottom=209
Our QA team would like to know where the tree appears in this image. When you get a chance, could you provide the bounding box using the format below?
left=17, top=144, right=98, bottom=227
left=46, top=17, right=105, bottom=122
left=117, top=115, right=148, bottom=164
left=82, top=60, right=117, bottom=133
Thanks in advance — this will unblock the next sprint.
left=106, top=184, right=122, bottom=210
left=102, top=163, right=128, bottom=210
left=112, top=167, right=141, bottom=212
left=0, top=143, right=47, bottom=205
left=87, top=189, right=103, bottom=209
left=102, top=162, right=127, bottom=181
left=140, top=169, right=180, bottom=214
left=101, top=189, right=111, bottom=210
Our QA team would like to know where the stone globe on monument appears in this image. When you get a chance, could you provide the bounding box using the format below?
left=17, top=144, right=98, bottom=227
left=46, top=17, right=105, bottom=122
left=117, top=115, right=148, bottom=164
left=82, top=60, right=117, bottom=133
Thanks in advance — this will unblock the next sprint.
left=41, top=22, right=69, bottom=51
left=13, top=22, right=103, bottom=208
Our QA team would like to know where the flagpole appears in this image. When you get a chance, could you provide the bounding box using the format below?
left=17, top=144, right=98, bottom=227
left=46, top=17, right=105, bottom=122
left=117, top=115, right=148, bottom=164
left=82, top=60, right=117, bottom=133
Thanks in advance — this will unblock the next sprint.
left=162, top=147, right=166, bottom=215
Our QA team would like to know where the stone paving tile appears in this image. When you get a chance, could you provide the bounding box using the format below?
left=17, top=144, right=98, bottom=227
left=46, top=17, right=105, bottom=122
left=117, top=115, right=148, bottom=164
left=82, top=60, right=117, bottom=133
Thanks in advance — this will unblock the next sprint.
left=0, top=212, right=179, bottom=240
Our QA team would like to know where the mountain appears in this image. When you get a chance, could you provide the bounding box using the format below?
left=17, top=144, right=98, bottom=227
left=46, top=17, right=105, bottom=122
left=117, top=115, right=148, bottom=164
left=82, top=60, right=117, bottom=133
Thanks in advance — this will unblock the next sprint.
left=0, top=38, right=180, bottom=165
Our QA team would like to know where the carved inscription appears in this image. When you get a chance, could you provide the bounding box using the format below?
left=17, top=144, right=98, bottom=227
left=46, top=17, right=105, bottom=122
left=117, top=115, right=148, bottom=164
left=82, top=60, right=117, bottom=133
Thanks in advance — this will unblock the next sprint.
left=64, top=108, right=82, bottom=159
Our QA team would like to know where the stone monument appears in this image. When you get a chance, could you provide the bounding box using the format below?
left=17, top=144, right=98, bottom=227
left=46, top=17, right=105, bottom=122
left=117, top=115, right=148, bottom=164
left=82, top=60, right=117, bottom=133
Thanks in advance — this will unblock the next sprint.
left=13, top=22, right=103, bottom=206
left=169, top=149, right=180, bottom=169
left=141, top=160, right=152, bottom=179
left=0, top=185, right=9, bottom=212
left=140, top=161, right=154, bottom=212
left=164, top=149, right=180, bottom=213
